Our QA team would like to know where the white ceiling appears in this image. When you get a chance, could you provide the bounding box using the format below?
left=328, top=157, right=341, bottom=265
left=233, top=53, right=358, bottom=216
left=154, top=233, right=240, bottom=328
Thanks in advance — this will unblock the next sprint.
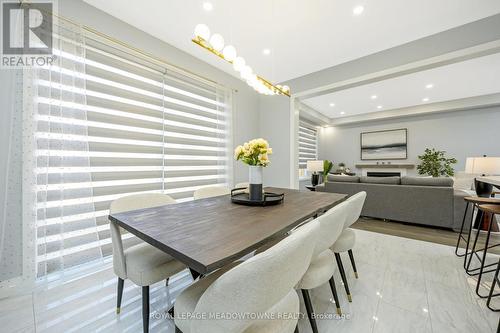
left=83, top=0, right=500, bottom=83
left=302, top=52, right=500, bottom=119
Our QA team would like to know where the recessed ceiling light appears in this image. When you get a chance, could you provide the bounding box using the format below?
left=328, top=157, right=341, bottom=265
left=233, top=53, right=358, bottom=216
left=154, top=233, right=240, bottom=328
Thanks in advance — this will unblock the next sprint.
left=425, top=83, right=434, bottom=89
left=377, top=105, right=383, bottom=109
left=340, top=111, right=346, bottom=115
left=371, top=95, right=377, bottom=100
left=203, top=2, right=213, bottom=11
left=422, top=97, right=429, bottom=102
left=329, top=102, right=335, bottom=107
left=262, top=48, right=271, bottom=55
left=353, top=5, right=364, bottom=16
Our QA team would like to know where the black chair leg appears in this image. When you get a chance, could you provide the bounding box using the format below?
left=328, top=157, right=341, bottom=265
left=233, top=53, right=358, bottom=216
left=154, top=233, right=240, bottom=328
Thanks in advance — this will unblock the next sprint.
left=165, top=277, right=169, bottom=286
left=116, top=278, right=124, bottom=314
left=142, top=286, right=150, bottom=333
left=335, top=253, right=352, bottom=302
left=465, top=209, right=483, bottom=274
left=328, top=276, right=342, bottom=315
left=476, top=212, right=495, bottom=298
left=301, top=289, right=318, bottom=333
left=487, top=258, right=500, bottom=311
left=348, top=249, right=358, bottom=279
left=463, top=203, right=477, bottom=269
left=455, top=202, right=470, bottom=257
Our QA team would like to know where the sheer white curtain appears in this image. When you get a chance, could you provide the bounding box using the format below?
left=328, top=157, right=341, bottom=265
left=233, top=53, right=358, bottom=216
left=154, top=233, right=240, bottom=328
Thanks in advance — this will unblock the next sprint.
left=34, top=22, right=102, bottom=279
left=0, top=8, right=33, bottom=292
left=0, top=69, right=24, bottom=285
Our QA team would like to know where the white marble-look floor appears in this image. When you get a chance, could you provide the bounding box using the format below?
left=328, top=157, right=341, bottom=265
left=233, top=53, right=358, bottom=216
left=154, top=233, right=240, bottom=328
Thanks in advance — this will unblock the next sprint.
left=1, top=229, right=498, bottom=333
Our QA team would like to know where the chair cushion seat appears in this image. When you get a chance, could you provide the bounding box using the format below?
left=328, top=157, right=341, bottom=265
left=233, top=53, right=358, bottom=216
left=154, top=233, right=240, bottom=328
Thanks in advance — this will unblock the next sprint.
left=297, top=249, right=335, bottom=290
left=124, top=242, right=186, bottom=286
left=330, top=228, right=355, bottom=253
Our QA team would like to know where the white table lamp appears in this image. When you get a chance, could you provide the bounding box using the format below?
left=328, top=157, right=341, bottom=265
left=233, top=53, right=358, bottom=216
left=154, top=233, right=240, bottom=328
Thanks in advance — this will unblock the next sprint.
left=465, top=156, right=500, bottom=196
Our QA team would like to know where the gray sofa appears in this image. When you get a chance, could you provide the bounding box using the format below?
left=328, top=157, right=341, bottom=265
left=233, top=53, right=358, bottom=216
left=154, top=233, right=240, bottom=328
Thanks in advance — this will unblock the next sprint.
left=316, top=175, right=471, bottom=230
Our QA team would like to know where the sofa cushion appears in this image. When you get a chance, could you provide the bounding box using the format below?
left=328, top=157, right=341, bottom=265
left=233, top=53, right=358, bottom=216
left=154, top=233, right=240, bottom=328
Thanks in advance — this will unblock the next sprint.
left=327, top=175, right=359, bottom=183
left=360, top=176, right=401, bottom=185
left=401, top=176, right=453, bottom=187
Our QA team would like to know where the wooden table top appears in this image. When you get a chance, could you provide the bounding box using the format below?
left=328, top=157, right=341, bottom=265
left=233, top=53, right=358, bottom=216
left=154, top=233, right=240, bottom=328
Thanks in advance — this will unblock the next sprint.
left=109, top=187, right=347, bottom=274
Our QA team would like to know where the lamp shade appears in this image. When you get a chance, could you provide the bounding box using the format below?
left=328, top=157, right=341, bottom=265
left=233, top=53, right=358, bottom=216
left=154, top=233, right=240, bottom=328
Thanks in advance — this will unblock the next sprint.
left=307, top=160, right=324, bottom=173
left=465, top=157, right=500, bottom=175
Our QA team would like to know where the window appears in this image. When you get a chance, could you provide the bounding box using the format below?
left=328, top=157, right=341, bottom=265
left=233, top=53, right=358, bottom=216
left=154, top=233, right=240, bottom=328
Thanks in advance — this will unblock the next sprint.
left=34, top=29, right=231, bottom=277
left=298, top=120, right=318, bottom=178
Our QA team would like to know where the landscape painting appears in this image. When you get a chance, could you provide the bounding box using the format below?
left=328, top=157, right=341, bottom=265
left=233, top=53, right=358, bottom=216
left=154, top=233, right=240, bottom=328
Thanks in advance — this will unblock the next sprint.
left=361, top=129, right=407, bottom=160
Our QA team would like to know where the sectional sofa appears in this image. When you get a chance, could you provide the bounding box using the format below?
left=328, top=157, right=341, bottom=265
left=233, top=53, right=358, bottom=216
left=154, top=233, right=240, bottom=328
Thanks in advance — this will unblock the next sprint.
left=316, top=175, right=471, bottom=230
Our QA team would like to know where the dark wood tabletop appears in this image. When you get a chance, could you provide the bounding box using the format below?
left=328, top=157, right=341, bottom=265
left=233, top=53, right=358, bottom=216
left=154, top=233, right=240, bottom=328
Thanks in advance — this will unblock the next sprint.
left=109, top=187, right=347, bottom=274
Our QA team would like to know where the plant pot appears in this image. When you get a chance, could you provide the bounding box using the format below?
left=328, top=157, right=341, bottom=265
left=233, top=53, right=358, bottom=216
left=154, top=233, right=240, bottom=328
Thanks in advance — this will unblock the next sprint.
left=249, top=165, right=263, bottom=201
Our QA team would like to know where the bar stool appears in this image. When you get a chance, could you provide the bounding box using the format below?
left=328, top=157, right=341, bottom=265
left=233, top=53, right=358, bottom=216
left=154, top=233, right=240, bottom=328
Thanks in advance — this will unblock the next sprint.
left=457, top=197, right=500, bottom=275
left=474, top=204, right=500, bottom=298
left=486, top=257, right=500, bottom=311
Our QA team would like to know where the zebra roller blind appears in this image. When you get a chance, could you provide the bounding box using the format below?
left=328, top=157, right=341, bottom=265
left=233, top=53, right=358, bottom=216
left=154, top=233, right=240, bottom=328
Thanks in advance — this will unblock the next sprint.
left=35, top=27, right=231, bottom=276
left=298, top=120, right=318, bottom=171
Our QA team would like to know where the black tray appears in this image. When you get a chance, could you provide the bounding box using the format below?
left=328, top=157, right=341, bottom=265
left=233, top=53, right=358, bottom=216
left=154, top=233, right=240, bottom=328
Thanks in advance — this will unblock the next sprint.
left=230, top=188, right=284, bottom=206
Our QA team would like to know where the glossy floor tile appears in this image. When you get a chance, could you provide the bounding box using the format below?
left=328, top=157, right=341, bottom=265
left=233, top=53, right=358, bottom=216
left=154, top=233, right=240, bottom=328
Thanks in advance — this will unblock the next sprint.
left=0, top=229, right=497, bottom=333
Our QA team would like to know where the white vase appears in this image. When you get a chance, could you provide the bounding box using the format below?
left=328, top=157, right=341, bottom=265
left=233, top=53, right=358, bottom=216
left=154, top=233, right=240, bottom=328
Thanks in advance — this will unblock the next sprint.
left=248, top=166, right=263, bottom=201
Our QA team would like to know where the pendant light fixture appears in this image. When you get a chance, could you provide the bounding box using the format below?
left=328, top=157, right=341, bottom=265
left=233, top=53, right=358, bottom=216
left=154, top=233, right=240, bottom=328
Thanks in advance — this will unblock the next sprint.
left=192, top=24, right=290, bottom=97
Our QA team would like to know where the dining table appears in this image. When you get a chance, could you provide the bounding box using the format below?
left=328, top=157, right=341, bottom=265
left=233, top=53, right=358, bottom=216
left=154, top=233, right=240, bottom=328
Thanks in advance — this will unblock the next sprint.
left=109, top=187, right=347, bottom=275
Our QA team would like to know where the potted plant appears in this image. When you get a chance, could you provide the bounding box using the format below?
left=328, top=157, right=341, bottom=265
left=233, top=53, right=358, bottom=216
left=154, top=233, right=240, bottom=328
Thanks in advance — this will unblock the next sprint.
left=234, top=138, right=272, bottom=201
left=337, top=162, right=346, bottom=174
left=417, top=148, right=457, bottom=177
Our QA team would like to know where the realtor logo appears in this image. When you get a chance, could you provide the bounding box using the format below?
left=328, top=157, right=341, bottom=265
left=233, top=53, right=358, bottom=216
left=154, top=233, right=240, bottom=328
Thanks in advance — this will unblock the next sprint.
left=1, top=0, right=56, bottom=67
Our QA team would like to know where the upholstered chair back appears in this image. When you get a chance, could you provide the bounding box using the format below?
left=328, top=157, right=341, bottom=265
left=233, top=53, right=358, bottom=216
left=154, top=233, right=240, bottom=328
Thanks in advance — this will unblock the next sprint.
left=313, top=200, right=349, bottom=257
left=191, top=220, right=320, bottom=333
left=193, top=186, right=231, bottom=200
left=344, top=191, right=367, bottom=228
left=109, top=193, right=176, bottom=279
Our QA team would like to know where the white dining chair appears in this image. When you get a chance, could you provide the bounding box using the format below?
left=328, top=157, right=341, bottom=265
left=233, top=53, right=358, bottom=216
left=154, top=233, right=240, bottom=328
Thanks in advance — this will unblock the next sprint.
left=330, top=191, right=367, bottom=302
left=174, top=219, right=320, bottom=333
left=193, top=186, right=231, bottom=199
left=109, top=193, right=186, bottom=333
left=297, top=200, right=349, bottom=333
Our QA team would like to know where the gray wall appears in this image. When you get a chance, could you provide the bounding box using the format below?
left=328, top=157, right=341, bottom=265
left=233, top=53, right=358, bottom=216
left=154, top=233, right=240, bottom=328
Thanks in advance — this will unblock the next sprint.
left=61, top=0, right=261, bottom=185
left=318, top=107, right=500, bottom=175
left=258, top=95, right=292, bottom=187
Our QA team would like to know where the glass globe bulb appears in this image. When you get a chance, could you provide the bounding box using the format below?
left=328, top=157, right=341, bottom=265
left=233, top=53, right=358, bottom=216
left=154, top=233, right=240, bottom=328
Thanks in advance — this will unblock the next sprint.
left=240, top=65, right=252, bottom=80
left=232, top=57, right=246, bottom=72
left=194, top=24, right=210, bottom=41
left=222, top=45, right=237, bottom=61
left=282, top=85, right=290, bottom=92
left=248, top=75, right=258, bottom=86
left=209, top=33, right=225, bottom=51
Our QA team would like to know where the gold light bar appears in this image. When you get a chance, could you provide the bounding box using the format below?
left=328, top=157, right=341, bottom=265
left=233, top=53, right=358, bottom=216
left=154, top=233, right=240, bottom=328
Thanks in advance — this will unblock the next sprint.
left=192, top=36, right=291, bottom=97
